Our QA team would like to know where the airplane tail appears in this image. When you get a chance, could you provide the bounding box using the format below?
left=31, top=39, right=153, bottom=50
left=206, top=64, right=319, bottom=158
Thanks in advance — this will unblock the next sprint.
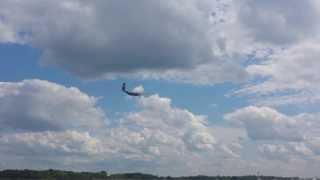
left=122, top=83, right=126, bottom=92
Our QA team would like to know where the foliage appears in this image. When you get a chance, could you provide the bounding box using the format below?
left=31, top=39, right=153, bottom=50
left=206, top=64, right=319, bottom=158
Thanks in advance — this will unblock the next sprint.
left=0, top=169, right=304, bottom=180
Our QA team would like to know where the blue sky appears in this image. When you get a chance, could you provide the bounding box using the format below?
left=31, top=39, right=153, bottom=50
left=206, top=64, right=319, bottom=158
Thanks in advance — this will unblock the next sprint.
left=1, top=0, right=320, bottom=177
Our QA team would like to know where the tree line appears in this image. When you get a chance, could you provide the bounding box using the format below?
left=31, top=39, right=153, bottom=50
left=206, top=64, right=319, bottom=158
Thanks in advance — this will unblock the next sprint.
left=0, top=169, right=307, bottom=180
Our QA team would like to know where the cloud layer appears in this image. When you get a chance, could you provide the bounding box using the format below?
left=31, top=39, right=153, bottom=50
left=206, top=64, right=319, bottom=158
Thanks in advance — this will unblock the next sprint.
left=235, top=0, right=320, bottom=45
left=226, top=106, right=320, bottom=171
left=225, top=106, right=303, bottom=141
left=0, top=79, right=242, bottom=176
left=0, top=79, right=105, bottom=133
left=1, top=79, right=320, bottom=176
left=1, top=0, right=320, bottom=87
left=0, top=0, right=249, bottom=84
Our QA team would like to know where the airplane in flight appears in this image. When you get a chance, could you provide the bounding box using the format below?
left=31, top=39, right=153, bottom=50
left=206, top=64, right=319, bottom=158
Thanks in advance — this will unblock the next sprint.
left=121, top=82, right=142, bottom=96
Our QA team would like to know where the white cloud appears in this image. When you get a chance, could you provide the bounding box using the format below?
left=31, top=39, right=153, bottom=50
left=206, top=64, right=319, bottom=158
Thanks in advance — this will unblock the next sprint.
left=234, top=41, right=320, bottom=107
left=0, top=130, right=101, bottom=156
left=247, top=42, right=320, bottom=93
left=1, top=0, right=320, bottom=87
left=258, top=143, right=313, bottom=162
left=132, top=85, right=144, bottom=94
left=0, top=0, right=249, bottom=84
left=219, top=1, right=320, bottom=108
left=225, top=105, right=320, bottom=172
left=117, top=95, right=217, bottom=153
left=225, top=106, right=304, bottom=141
left=0, top=80, right=242, bottom=175
left=0, top=21, right=16, bottom=43
left=0, top=79, right=106, bottom=133
left=234, top=0, right=320, bottom=45
left=305, top=137, right=320, bottom=156
left=2, top=79, right=320, bottom=176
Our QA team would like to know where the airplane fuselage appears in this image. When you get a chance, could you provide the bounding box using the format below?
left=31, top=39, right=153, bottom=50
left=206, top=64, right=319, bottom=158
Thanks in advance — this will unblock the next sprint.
left=122, top=83, right=142, bottom=96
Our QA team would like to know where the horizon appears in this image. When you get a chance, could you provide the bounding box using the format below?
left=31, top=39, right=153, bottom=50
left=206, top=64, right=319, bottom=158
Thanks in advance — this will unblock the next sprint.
left=0, top=169, right=308, bottom=178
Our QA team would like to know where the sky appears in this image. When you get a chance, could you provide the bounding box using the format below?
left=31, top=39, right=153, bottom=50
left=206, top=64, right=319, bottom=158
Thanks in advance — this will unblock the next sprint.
left=1, top=0, right=320, bottom=177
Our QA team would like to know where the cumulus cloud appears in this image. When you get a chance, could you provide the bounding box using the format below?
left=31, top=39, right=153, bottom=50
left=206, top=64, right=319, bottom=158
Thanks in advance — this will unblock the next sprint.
left=223, top=0, right=320, bottom=99
left=233, top=41, right=320, bottom=107
left=0, top=21, right=16, bottom=43
left=225, top=106, right=304, bottom=141
left=37, top=0, right=212, bottom=76
left=113, top=95, right=217, bottom=154
left=2, top=79, right=320, bottom=176
left=1, top=0, right=320, bottom=86
left=0, top=79, right=242, bottom=175
left=0, top=0, right=249, bottom=84
left=0, top=130, right=101, bottom=156
left=220, top=1, right=320, bottom=108
left=132, top=85, right=144, bottom=94
left=225, top=105, right=320, bottom=169
left=258, top=143, right=313, bottom=162
left=235, top=0, right=320, bottom=45
left=0, top=79, right=106, bottom=133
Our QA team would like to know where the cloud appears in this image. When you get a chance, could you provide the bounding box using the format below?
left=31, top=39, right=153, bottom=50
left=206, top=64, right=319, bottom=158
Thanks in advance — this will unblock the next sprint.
left=0, top=21, right=16, bottom=43
left=234, top=0, right=320, bottom=45
left=221, top=1, right=320, bottom=108
left=233, top=41, right=320, bottom=107
left=116, top=95, right=217, bottom=153
left=258, top=143, right=313, bottom=162
left=2, top=79, right=320, bottom=176
left=132, top=85, right=144, bottom=94
left=0, top=130, right=101, bottom=156
left=1, top=0, right=320, bottom=86
left=305, top=137, right=320, bottom=156
left=38, top=0, right=213, bottom=76
left=0, top=79, right=106, bottom=133
left=0, top=0, right=248, bottom=84
left=0, top=80, right=242, bottom=175
left=225, top=106, right=304, bottom=141
left=225, top=105, right=320, bottom=169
